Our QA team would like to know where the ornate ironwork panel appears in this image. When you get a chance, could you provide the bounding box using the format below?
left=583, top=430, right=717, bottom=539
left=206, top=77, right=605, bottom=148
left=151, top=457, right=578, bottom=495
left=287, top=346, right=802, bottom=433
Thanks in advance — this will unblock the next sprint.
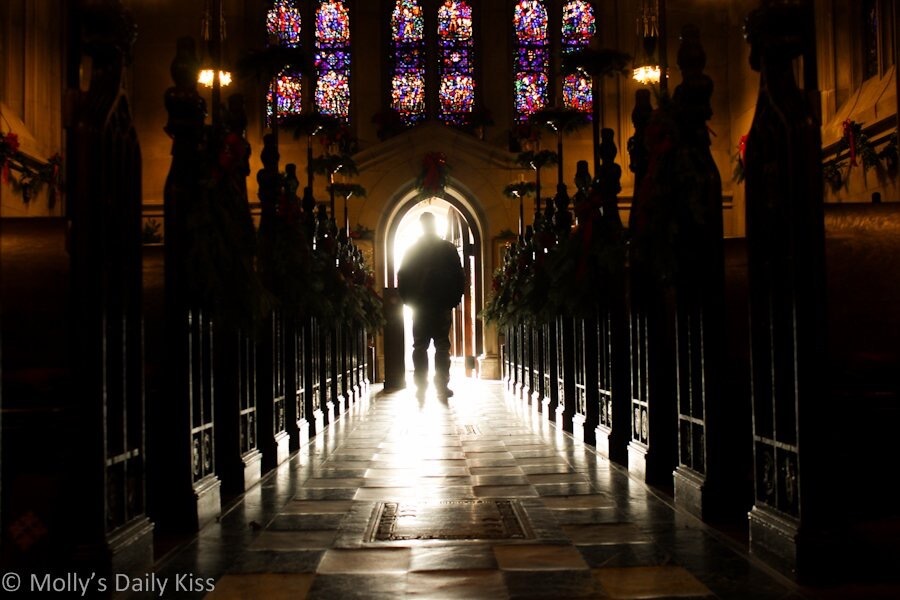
left=629, top=309, right=650, bottom=448
left=272, top=312, right=287, bottom=436
left=293, top=320, right=307, bottom=423
left=574, top=317, right=587, bottom=417
left=597, top=304, right=614, bottom=430
left=239, top=332, right=258, bottom=456
left=541, top=320, right=556, bottom=410
left=189, top=309, right=216, bottom=483
left=309, top=317, right=324, bottom=416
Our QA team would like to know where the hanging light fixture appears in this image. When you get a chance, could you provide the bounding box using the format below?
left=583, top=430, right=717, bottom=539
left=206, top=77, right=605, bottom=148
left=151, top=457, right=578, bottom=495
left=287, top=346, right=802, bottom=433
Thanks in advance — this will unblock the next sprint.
left=198, top=0, right=232, bottom=88
left=633, top=0, right=661, bottom=85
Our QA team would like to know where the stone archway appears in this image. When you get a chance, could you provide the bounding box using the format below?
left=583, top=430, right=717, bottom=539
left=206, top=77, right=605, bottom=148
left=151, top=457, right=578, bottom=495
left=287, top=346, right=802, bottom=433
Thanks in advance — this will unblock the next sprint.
left=351, top=122, right=517, bottom=381
left=380, top=183, right=485, bottom=384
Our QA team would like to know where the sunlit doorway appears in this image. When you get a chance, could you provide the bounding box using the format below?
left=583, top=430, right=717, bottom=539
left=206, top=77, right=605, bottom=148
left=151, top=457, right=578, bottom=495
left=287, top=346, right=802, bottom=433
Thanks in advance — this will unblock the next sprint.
left=391, top=198, right=478, bottom=389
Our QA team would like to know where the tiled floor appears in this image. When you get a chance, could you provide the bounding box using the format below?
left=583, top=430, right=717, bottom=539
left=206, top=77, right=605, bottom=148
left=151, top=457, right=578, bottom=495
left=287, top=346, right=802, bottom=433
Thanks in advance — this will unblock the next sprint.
left=151, top=377, right=808, bottom=599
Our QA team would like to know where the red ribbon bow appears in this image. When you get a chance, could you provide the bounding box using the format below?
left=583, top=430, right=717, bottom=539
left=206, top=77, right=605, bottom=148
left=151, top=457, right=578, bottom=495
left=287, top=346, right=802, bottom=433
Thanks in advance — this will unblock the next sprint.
left=842, top=120, right=858, bottom=167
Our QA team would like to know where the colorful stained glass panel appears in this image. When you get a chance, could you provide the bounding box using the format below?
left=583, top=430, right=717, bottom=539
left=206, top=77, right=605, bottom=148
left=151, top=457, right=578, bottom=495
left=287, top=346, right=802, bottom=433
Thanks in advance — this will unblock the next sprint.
left=437, top=1, right=474, bottom=124
left=515, top=72, right=548, bottom=118
left=563, top=74, right=592, bottom=113
left=267, top=0, right=302, bottom=47
left=392, top=0, right=424, bottom=43
left=561, top=0, right=595, bottom=114
left=316, top=1, right=350, bottom=44
left=513, top=0, right=548, bottom=43
left=316, top=71, right=350, bottom=118
left=391, top=0, right=426, bottom=125
left=392, top=72, right=426, bottom=122
left=514, top=0, right=549, bottom=122
left=267, top=69, right=303, bottom=124
left=437, top=1, right=473, bottom=42
left=440, top=75, right=474, bottom=116
left=315, top=1, right=351, bottom=121
left=561, top=0, right=596, bottom=43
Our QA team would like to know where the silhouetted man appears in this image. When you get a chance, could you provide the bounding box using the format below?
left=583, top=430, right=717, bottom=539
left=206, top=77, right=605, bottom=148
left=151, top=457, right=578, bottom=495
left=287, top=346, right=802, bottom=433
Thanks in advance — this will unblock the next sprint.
left=398, top=212, right=466, bottom=400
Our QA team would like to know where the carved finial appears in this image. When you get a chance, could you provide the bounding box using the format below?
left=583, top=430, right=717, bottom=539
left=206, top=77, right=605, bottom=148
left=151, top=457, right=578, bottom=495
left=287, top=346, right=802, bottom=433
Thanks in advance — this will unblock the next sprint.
left=574, top=160, right=592, bottom=194
left=628, top=89, right=653, bottom=193
left=553, top=183, right=572, bottom=237
left=284, top=163, right=299, bottom=200
left=673, top=25, right=714, bottom=145
left=597, top=128, right=622, bottom=210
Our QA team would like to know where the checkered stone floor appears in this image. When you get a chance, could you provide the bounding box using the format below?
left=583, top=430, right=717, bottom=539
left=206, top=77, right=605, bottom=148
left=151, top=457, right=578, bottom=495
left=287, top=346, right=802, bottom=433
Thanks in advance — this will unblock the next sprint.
left=152, top=377, right=803, bottom=599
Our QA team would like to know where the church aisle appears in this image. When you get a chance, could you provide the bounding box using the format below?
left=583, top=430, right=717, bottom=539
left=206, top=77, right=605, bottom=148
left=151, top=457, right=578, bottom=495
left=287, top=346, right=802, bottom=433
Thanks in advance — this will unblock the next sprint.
left=154, top=378, right=802, bottom=599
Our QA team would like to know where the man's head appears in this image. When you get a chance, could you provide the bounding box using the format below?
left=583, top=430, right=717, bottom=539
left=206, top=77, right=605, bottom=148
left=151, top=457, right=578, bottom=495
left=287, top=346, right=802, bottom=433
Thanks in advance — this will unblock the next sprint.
left=420, top=211, right=437, bottom=236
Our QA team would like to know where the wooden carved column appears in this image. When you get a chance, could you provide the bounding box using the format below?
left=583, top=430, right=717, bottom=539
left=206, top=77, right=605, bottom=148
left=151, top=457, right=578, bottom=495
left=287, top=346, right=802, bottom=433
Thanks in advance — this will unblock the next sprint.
left=744, top=2, right=829, bottom=579
left=532, top=207, right=557, bottom=419
left=160, top=37, right=220, bottom=530
left=627, top=87, right=678, bottom=487
left=307, top=316, right=325, bottom=434
left=291, top=318, right=310, bottom=448
left=66, top=0, right=153, bottom=571
left=214, top=94, right=262, bottom=495
left=552, top=186, right=575, bottom=432
left=667, top=26, right=731, bottom=521
left=255, top=134, right=290, bottom=471
left=592, top=129, right=628, bottom=462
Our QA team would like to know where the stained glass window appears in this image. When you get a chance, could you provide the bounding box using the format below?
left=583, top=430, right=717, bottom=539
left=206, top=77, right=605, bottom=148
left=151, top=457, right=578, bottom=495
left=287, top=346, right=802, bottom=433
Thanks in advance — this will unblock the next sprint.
left=561, top=0, right=595, bottom=114
left=437, top=1, right=475, bottom=125
left=266, top=1, right=303, bottom=125
left=391, top=0, right=426, bottom=125
left=315, top=1, right=351, bottom=120
left=267, top=67, right=304, bottom=124
left=267, top=0, right=302, bottom=47
left=513, top=0, right=549, bottom=122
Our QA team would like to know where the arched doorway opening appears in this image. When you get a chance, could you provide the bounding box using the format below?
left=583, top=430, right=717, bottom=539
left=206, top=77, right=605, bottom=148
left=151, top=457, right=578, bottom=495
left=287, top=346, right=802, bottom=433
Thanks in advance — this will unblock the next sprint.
left=383, top=189, right=484, bottom=386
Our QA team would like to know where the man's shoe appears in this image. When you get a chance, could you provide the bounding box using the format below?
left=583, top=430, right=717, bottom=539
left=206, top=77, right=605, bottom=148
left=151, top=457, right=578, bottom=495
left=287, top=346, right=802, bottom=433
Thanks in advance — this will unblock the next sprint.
left=436, top=387, right=454, bottom=400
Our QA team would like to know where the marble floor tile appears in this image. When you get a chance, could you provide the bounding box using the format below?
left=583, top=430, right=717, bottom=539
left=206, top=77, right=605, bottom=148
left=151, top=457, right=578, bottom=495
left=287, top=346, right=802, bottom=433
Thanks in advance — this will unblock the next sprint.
left=591, top=565, right=714, bottom=598
left=268, top=513, right=346, bottom=531
left=503, top=569, right=601, bottom=599
left=306, top=573, right=408, bottom=599
left=466, top=458, right=519, bottom=467
left=249, top=530, right=338, bottom=550
left=280, top=499, right=356, bottom=514
left=473, top=484, right=539, bottom=498
left=469, top=465, right=525, bottom=476
left=577, top=543, right=672, bottom=568
left=527, top=472, right=589, bottom=485
left=407, top=570, right=508, bottom=599
left=301, top=477, right=366, bottom=488
left=562, top=523, right=653, bottom=545
left=206, top=573, right=315, bottom=599
left=463, top=451, right=515, bottom=460
left=542, top=494, right=616, bottom=509
left=519, top=462, right=577, bottom=475
left=409, top=545, right=500, bottom=571
left=472, top=474, right=529, bottom=486
left=493, top=544, right=589, bottom=571
left=534, top=482, right=595, bottom=496
left=230, top=549, right=324, bottom=574
left=354, top=487, right=417, bottom=500
left=317, top=547, right=412, bottom=574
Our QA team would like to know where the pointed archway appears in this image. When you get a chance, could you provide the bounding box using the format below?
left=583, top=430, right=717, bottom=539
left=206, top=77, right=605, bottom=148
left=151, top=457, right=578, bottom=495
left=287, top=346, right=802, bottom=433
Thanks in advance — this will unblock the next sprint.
left=381, top=184, right=485, bottom=383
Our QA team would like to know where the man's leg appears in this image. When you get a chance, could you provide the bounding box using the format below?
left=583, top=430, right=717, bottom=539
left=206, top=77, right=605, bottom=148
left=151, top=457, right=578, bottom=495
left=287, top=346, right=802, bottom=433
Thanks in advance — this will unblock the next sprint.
left=432, top=310, right=454, bottom=398
left=411, top=315, right=431, bottom=394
